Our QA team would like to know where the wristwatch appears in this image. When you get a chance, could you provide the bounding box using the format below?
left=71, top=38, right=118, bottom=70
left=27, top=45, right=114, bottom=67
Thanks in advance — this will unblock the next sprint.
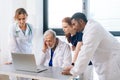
left=71, top=63, right=74, bottom=66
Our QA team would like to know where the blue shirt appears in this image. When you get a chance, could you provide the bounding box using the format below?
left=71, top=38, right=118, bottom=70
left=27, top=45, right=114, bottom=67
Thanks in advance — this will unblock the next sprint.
left=70, top=32, right=83, bottom=46
left=49, top=49, right=54, bottom=66
left=70, top=32, right=92, bottom=65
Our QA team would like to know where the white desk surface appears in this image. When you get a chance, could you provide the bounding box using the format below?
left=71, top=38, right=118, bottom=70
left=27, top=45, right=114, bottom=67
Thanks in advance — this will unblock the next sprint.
left=0, top=65, right=72, bottom=80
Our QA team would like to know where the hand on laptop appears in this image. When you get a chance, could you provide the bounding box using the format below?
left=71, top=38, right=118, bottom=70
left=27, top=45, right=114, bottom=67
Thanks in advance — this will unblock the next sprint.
left=4, top=62, right=12, bottom=65
left=62, top=65, right=73, bottom=75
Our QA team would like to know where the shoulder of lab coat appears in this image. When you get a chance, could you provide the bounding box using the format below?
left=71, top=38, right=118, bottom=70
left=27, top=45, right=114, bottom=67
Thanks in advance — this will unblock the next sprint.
left=57, top=39, right=72, bottom=68
left=9, top=23, right=20, bottom=53
left=7, top=23, right=18, bottom=61
left=70, top=20, right=104, bottom=76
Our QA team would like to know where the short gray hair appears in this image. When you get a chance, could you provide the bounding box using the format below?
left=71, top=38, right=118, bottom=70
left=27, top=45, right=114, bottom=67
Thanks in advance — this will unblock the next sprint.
left=43, top=29, right=56, bottom=39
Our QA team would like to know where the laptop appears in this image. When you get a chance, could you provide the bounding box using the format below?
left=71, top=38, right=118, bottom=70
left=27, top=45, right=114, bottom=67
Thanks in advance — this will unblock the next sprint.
left=11, top=53, right=48, bottom=73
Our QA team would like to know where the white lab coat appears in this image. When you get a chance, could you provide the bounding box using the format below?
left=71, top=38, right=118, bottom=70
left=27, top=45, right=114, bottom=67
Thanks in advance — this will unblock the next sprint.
left=70, top=20, right=120, bottom=80
left=10, top=23, right=33, bottom=54
left=9, top=23, right=33, bottom=80
left=39, top=38, right=72, bottom=68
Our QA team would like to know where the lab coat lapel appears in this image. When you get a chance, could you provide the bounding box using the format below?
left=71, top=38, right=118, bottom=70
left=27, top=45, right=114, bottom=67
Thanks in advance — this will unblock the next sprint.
left=16, top=24, right=24, bottom=36
left=25, top=24, right=29, bottom=36
left=53, top=39, right=61, bottom=56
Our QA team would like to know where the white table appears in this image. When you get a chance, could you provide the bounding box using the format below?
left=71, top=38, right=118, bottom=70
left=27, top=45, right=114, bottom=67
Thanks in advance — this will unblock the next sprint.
left=0, top=65, right=72, bottom=80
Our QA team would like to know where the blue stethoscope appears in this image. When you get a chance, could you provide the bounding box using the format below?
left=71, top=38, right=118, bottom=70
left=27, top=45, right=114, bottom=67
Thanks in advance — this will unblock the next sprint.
left=15, top=23, right=32, bottom=36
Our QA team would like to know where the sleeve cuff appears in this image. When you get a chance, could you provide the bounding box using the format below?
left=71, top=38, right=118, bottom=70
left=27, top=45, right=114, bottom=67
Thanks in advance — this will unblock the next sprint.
left=70, top=67, right=79, bottom=77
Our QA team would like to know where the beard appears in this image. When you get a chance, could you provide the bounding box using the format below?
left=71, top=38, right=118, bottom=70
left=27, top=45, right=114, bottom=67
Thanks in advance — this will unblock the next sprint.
left=47, top=39, right=57, bottom=49
left=48, top=44, right=55, bottom=49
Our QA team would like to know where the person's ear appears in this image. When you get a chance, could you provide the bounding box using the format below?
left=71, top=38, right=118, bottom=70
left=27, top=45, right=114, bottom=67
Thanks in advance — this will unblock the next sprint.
left=79, top=19, right=84, bottom=25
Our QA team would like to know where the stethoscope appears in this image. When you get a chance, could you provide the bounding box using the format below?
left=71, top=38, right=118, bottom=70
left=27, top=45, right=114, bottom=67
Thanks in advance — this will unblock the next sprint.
left=15, top=23, right=32, bottom=36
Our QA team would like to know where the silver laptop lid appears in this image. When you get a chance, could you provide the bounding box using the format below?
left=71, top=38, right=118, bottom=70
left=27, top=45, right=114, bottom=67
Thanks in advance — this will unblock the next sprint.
left=11, top=53, right=47, bottom=73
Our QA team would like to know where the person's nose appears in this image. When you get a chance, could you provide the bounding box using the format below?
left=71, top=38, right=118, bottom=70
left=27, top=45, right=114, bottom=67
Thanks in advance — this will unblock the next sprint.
left=46, top=42, right=50, bottom=46
left=20, top=19, right=24, bottom=24
left=73, top=26, right=78, bottom=31
left=72, top=26, right=76, bottom=30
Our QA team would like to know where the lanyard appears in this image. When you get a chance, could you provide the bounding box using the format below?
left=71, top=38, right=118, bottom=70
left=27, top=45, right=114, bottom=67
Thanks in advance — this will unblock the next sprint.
left=15, top=23, right=32, bottom=36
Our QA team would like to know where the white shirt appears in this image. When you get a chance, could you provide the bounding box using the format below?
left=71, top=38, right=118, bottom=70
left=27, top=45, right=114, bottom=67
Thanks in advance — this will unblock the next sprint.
left=10, top=23, right=33, bottom=53
left=39, top=39, right=72, bottom=68
left=70, top=20, right=120, bottom=80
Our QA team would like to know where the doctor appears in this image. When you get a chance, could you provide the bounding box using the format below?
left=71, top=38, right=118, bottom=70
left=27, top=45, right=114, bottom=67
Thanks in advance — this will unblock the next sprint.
left=40, top=29, right=72, bottom=68
left=62, top=17, right=83, bottom=64
left=10, top=8, right=33, bottom=54
left=62, top=12, right=120, bottom=80
left=9, top=8, right=33, bottom=80
left=62, top=17, right=92, bottom=80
